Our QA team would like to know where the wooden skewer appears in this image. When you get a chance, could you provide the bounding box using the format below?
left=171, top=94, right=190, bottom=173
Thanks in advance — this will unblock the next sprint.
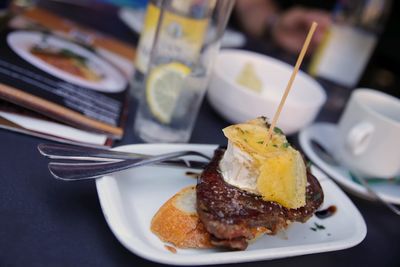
left=264, top=21, right=318, bottom=146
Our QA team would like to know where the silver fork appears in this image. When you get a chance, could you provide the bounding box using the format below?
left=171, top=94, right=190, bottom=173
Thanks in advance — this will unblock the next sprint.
left=38, top=143, right=210, bottom=181
left=38, top=143, right=209, bottom=168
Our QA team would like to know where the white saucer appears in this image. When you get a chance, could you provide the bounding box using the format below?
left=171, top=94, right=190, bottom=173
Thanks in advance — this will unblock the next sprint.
left=299, top=123, right=400, bottom=204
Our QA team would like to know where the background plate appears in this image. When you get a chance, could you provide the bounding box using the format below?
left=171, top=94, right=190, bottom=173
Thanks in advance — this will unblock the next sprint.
left=7, top=31, right=127, bottom=93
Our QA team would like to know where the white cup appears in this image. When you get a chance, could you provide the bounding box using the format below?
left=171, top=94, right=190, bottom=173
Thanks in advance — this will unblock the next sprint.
left=337, top=88, right=400, bottom=178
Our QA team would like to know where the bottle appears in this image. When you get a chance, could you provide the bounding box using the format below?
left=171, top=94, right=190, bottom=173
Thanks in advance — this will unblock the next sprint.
left=309, top=0, right=391, bottom=88
left=131, top=0, right=212, bottom=97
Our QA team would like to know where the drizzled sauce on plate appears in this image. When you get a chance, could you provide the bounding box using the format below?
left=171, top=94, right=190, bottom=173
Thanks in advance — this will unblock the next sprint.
left=315, top=205, right=337, bottom=219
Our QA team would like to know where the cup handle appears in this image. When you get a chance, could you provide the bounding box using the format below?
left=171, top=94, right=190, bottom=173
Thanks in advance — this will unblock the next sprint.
left=346, top=121, right=375, bottom=156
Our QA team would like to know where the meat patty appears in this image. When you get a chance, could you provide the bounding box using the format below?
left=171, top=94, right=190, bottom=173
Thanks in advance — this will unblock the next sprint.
left=196, top=148, right=324, bottom=250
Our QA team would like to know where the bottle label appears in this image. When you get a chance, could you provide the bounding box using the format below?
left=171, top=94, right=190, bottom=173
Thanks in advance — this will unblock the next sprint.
left=135, top=3, right=160, bottom=73
left=135, top=3, right=209, bottom=73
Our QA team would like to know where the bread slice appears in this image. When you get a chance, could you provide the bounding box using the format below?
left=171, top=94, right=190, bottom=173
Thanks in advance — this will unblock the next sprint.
left=151, top=186, right=269, bottom=249
left=151, top=185, right=213, bottom=248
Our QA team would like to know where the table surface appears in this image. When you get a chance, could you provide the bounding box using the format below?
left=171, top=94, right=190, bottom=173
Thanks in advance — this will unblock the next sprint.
left=1, top=2, right=399, bottom=267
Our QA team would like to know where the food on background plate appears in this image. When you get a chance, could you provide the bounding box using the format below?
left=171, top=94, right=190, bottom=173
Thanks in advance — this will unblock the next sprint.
left=30, top=45, right=104, bottom=82
left=235, top=62, right=263, bottom=92
left=151, top=117, right=324, bottom=250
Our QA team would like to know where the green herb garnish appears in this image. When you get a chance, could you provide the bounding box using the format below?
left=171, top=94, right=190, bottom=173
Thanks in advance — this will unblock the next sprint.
left=310, top=222, right=325, bottom=232
left=60, top=48, right=87, bottom=64
left=273, top=127, right=284, bottom=135
left=257, top=141, right=264, bottom=144
left=306, top=161, right=312, bottom=169
left=314, top=222, right=325, bottom=230
left=312, top=192, right=322, bottom=202
left=282, top=142, right=289, bottom=148
left=236, top=127, right=245, bottom=134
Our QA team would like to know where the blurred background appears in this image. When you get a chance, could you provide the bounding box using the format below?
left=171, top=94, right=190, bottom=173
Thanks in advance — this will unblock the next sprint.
left=3, top=0, right=398, bottom=99
left=23, top=0, right=397, bottom=98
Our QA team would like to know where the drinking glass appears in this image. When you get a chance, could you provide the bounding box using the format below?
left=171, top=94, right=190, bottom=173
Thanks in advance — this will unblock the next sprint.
left=133, top=0, right=235, bottom=143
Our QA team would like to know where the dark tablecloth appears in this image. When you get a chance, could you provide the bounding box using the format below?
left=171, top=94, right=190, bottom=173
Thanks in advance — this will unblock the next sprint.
left=1, top=2, right=399, bottom=267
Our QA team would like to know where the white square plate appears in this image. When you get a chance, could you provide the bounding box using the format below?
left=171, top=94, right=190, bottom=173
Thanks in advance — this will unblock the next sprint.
left=96, top=144, right=367, bottom=265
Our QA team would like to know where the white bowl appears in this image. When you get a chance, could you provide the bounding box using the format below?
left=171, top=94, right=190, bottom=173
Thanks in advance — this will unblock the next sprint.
left=207, top=49, right=327, bottom=135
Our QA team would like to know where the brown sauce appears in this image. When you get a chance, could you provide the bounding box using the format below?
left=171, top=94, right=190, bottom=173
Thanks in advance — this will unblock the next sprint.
left=315, top=205, right=337, bottom=219
left=185, top=171, right=201, bottom=179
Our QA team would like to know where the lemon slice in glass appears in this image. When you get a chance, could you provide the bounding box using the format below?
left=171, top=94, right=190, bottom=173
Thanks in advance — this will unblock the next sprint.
left=146, top=62, right=191, bottom=124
